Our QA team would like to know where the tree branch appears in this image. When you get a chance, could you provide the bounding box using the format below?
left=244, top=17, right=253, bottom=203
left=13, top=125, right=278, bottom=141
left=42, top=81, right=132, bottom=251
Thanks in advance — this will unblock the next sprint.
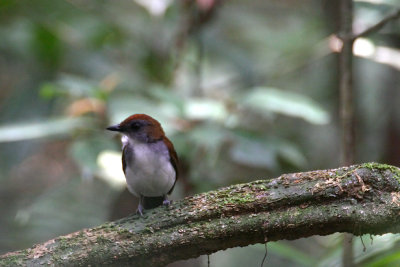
left=353, top=8, right=400, bottom=40
left=2, top=163, right=400, bottom=266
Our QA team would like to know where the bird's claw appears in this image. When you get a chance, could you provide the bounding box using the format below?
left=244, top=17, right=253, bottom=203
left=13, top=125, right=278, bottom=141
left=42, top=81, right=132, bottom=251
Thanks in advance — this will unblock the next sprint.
left=162, top=199, right=171, bottom=206
left=136, top=204, right=144, bottom=216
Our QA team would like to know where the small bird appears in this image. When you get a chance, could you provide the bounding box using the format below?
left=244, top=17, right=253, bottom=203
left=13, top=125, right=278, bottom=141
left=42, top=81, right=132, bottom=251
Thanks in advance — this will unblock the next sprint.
left=106, top=114, right=178, bottom=215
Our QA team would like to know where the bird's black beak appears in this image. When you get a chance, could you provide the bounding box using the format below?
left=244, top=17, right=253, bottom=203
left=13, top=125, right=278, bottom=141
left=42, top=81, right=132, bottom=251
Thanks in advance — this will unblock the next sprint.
left=106, top=124, right=122, bottom=132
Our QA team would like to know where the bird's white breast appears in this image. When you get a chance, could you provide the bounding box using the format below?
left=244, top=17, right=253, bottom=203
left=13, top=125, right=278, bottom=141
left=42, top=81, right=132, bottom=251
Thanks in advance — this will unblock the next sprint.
left=123, top=138, right=175, bottom=197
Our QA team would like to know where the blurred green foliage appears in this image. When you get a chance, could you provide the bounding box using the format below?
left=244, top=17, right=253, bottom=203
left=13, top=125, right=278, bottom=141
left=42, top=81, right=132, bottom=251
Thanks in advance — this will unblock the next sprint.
left=0, top=0, right=400, bottom=266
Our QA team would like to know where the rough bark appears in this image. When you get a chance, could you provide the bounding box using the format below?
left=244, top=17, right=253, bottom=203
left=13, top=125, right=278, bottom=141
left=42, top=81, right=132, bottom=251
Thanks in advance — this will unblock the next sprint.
left=2, top=163, right=400, bottom=267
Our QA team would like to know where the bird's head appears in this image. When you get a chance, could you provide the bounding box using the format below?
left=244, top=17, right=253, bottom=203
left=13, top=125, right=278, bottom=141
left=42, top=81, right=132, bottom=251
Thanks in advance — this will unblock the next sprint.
left=106, top=114, right=165, bottom=143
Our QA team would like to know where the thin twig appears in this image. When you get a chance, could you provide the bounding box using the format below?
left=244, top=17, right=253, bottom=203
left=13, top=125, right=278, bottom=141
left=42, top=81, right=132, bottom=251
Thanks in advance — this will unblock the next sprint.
left=260, top=243, right=268, bottom=267
left=360, top=236, right=366, bottom=252
left=353, top=8, right=400, bottom=40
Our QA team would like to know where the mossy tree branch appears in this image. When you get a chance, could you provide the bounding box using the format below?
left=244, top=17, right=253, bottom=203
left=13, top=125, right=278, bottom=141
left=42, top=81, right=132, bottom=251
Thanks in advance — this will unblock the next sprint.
left=2, top=163, right=400, bottom=266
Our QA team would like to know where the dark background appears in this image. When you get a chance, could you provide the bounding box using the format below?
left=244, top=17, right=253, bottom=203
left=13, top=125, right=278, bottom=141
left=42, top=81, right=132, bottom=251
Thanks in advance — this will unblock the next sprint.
left=0, top=0, right=399, bottom=266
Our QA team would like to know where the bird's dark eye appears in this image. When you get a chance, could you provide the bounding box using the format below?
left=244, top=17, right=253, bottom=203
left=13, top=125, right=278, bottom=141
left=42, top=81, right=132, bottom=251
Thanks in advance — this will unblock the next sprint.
left=131, top=122, right=141, bottom=130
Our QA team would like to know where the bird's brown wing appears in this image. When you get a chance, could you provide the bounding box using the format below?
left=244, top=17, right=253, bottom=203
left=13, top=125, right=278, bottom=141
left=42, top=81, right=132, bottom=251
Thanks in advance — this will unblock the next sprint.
left=122, top=146, right=127, bottom=174
left=122, top=144, right=134, bottom=175
left=163, top=136, right=179, bottom=195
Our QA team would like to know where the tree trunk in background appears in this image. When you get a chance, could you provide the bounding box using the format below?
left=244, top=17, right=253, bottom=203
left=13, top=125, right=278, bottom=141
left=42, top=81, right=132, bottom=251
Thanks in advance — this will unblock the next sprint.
left=339, top=0, right=355, bottom=266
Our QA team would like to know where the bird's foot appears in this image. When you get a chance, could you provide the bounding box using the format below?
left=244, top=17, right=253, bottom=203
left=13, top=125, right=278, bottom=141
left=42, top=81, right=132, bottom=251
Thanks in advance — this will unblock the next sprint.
left=162, top=199, right=171, bottom=206
left=136, top=204, right=144, bottom=216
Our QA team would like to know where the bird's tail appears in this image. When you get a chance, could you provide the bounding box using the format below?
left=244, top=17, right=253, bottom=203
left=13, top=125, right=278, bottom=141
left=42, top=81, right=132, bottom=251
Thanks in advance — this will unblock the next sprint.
left=142, top=196, right=164, bottom=209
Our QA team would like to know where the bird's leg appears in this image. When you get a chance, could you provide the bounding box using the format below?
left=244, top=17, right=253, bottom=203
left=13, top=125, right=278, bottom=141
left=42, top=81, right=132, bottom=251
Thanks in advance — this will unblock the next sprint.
left=162, top=195, right=171, bottom=206
left=137, top=195, right=145, bottom=216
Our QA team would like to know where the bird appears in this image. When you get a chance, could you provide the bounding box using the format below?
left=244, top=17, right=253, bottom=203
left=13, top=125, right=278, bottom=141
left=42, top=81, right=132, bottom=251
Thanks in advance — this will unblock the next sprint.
left=106, top=114, right=178, bottom=215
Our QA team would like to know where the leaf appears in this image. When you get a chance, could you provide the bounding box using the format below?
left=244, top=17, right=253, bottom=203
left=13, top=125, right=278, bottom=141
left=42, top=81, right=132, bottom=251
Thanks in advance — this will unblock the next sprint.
left=31, top=23, right=62, bottom=68
left=267, top=242, right=317, bottom=267
left=365, top=251, right=400, bottom=267
left=278, top=142, right=307, bottom=167
left=355, top=234, right=400, bottom=266
left=96, top=150, right=126, bottom=189
left=318, top=234, right=400, bottom=267
left=0, top=117, right=88, bottom=143
left=188, top=123, right=227, bottom=150
left=242, top=87, right=330, bottom=124
left=184, top=98, right=228, bottom=121
left=69, top=135, right=118, bottom=172
left=57, top=74, right=101, bottom=97
left=147, top=85, right=185, bottom=114
left=229, top=132, right=307, bottom=169
left=229, top=134, right=277, bottom=169
left=134, top=0, right=172, bottom=16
